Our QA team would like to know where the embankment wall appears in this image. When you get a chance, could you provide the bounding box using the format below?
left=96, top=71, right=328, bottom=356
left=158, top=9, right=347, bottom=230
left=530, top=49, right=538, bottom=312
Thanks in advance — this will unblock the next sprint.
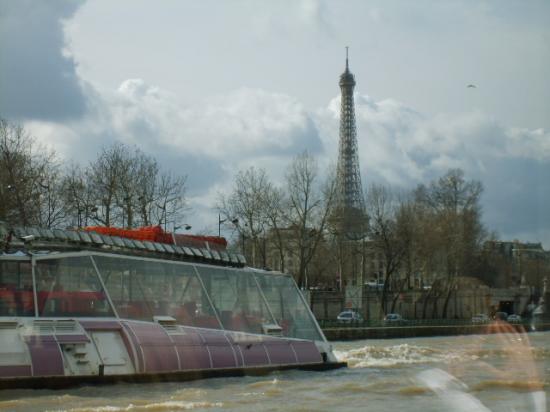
left=322, top=322, right=550, bottom=341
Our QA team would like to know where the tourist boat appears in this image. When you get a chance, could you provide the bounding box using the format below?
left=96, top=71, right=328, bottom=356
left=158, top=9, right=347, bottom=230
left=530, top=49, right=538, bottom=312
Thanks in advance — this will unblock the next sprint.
left=0, top=222, right=344, bottom=389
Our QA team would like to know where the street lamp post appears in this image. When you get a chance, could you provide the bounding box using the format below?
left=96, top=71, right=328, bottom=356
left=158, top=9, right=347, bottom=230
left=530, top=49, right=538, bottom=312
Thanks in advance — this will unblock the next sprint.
left=90, top=206, right=99, bottom=225
left=155, top=202, right=167, bottom=231
left=218, top=214, right=238, bottom=237
left=172, top=223, right=192, bottom=245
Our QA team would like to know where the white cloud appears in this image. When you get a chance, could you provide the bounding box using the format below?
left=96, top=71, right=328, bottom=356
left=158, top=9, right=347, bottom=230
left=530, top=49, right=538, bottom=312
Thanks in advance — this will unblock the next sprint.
left=24, top=121, right=79, bottom=157
left=106, top=80, right=321, bottom=163
left=20, top=77, right=550, bottom=248
left=504, top=127, right=550, bottom=161
left=314, top=92, right=550, bottom=247
left=3, top=1, right=548, bottom=248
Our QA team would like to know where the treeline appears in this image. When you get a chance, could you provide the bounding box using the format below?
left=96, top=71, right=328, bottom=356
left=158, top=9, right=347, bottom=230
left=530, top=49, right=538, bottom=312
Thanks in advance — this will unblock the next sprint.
left=1, top=117, right=492, bottom=313
left=218, top=152, right=337, bottom=288
left=0, top=119, right=187, bottom=230
left=367, top=171, right=487, bottom=315
left=219, top=152, right=489, bottom=317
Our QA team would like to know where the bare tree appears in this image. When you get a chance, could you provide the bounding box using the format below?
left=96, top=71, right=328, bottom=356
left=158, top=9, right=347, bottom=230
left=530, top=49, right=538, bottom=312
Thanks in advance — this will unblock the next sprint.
left=414, top=168, right=486, bottom=318
left=0, top=124, right=190, bottom=232
left=152, top=171, right=188, bottom=231
left=114, top=148, right=137, bottom=228
left=61, top=164, right=95, bottom=228
left=0, top=119, right=59, bottom=227
left=218, top=167, right=271, bottom=267
left=86, top=143, right=188, bottom=229
left=366, top=184, right=409, bottom=314
left=285, top=152, right=336, bottom=288
left=36, top=163, right=66, bottom=228
left=134, top=153, right=159, bottom=227
left=87, top=143, right=125, bottom=227
left=262, top=184, right=287, bottom=272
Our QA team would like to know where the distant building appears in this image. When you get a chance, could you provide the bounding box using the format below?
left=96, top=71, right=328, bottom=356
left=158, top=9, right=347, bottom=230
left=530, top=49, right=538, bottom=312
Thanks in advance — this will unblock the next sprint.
left=483, top=240, right=550, bottom=290
left=264, top=226, right=335, bottom=289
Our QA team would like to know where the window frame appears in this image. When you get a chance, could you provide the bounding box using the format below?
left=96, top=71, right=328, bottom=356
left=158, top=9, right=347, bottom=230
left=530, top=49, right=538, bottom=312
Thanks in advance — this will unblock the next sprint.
left=1, top=251, right=328, bottom=343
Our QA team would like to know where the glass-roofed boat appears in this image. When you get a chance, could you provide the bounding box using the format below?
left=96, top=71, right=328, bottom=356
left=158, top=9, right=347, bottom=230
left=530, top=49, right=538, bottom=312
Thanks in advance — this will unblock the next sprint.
left=0, top=222, right=343, bottom=389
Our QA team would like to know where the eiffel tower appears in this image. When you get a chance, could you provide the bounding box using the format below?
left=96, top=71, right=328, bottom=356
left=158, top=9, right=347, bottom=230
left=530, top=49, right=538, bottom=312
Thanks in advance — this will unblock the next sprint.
left=333, top=47, right=367, bottom=240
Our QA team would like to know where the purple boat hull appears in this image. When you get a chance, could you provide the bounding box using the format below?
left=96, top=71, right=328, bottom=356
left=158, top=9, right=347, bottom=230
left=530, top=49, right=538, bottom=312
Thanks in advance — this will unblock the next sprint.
left=0, top=318, right=343, bottom=389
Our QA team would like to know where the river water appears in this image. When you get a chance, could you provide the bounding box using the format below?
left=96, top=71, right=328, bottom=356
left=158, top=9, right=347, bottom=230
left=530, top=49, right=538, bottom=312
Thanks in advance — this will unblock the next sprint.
left=1, top=331, right=548, bottom=412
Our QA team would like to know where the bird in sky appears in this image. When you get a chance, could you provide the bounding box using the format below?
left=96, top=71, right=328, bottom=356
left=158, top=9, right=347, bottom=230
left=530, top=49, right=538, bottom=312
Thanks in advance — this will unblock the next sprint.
left=467, top=84, right=477, bottom=88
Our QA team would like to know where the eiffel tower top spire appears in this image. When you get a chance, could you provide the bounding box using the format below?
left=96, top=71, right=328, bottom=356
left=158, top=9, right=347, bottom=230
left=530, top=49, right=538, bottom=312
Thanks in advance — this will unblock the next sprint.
left=334, top=47, right=367, bottom=239
left=346, top=46, right=349, bottom=71
left=340, top=47, right=355, bottom=87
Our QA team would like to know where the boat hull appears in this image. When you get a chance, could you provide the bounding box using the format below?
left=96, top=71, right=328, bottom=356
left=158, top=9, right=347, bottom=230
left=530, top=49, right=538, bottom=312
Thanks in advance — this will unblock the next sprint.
left=0, top=318, right=344, bottom=389
left=0, top=361, right=346, bottom=390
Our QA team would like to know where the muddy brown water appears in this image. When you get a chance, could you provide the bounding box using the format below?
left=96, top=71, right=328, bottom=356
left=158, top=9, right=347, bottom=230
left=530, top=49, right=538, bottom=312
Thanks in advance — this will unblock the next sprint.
left=1, top=331, right=548, bottom=411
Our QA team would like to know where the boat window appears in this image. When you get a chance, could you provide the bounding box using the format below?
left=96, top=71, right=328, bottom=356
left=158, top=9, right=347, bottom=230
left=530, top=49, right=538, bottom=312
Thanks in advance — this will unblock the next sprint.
left=196, top=266, right=276, bottom=334
left=0, top=260, right=34, bottom=316
left=93, top=256, right=221, bottom=328
left=255, top=273, right=323, bottom=341
left=35, top=256, right=114, bottom=317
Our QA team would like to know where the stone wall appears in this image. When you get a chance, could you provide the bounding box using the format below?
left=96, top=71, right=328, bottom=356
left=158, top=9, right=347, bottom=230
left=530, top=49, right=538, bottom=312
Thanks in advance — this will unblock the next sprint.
left=322, top=322, right=550, bottom=341
left=308, top=287, right=534, bottom=320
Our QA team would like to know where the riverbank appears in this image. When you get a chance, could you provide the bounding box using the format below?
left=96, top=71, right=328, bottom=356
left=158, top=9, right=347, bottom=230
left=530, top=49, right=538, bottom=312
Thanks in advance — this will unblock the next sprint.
left=322, top=321, right=550, bottom=340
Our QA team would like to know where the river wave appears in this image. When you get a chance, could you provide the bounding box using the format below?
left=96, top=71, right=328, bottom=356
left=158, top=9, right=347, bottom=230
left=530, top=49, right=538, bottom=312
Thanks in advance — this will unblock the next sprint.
left=334, top=343, right=475, bottom=368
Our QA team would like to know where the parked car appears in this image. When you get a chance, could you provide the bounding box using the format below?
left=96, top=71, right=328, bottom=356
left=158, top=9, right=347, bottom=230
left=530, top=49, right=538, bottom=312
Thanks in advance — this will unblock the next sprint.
left=471, top=313, right=490, bottom=324
left=383, top=313, right=407, bottom=325
left=337, top=310, right=363, bottom=323
left=364, top=281, right=384, bottom=290
left=506, top=314, right=522, bottom=323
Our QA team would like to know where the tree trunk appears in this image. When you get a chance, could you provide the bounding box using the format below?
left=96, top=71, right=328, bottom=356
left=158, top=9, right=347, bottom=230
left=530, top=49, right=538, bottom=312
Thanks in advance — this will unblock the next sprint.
left=432, top=296, right=439, bottom=319
left=441, top=281, right=455, bottom=319
left=390, top=279, right=406, bottom=313
left=420, top=283, right=434, bottom=319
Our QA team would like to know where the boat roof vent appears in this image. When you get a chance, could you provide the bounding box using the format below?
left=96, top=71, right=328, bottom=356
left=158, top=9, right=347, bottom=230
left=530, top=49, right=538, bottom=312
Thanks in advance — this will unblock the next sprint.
left=0, top=320, right=19, bottom=330
left=153, top=316, right=181, bottom=334
left=33, top=320, right=55, bottom=334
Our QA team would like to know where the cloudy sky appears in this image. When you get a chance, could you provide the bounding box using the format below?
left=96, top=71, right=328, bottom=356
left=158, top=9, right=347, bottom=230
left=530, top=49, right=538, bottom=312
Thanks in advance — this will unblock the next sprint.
left=1, top=0, right=549, bottom=246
